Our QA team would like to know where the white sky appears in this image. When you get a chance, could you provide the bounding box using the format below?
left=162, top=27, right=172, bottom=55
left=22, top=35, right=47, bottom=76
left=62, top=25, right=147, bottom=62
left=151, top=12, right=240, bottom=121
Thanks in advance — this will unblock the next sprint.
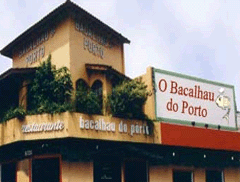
left=0, top=0, right=240, bottom=109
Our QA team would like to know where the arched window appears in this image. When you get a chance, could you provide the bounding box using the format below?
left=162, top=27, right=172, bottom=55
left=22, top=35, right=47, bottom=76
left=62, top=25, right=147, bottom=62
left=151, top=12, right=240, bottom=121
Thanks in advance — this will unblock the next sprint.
left=91, top=80, right=103, bottom=97
left=75, top=79, right=102, bottom=115
left=76, top=79, right=89, bottom=92
left=91, top=80, right=103, bottom=110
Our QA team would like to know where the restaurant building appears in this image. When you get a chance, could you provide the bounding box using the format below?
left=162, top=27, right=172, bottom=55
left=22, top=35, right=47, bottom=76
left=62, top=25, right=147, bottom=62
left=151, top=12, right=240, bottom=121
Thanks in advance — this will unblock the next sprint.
left=0, top=0, right=240, bottom=181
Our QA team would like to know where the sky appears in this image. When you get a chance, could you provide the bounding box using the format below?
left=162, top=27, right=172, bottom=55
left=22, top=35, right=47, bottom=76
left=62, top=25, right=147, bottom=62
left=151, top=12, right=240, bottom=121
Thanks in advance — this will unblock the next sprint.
left=0, top=0, right=240, bottom=109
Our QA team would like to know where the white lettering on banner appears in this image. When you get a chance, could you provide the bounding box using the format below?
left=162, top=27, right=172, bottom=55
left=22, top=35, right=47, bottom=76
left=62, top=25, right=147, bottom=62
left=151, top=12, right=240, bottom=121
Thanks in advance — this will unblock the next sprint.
left=22, top=121, right=64, bottom=133
left=130, top=122, right=149, bottom=136
left=79, top=116, right=115, bottom=132
left=21, top=117, right=150, bottom=136
left=80, top=117, right=150, bottom=136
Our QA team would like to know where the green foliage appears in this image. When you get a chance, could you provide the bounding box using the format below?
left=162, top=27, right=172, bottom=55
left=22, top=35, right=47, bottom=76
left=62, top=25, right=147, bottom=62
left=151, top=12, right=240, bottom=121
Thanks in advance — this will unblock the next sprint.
left=108, top=79, right=149, bottom=119
left=0, top=55, right=152, bottom=123
left=28, top=55, right=73, bottom=114
left=29, top=101, right=73, bottom=115
left=75, top=81, right=102, bottom=114
left=2, top=107, right=26, bottom=122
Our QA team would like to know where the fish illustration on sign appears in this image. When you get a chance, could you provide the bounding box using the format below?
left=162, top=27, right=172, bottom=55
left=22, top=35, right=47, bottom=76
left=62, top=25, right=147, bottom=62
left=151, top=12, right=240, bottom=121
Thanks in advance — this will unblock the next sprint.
left=215, top=88, right=231, bottom=123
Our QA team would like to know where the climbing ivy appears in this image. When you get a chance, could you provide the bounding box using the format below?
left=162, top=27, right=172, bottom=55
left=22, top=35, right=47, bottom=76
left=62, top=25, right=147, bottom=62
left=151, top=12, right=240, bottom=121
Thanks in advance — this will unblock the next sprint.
left=28, top=55, right=73, bottom=114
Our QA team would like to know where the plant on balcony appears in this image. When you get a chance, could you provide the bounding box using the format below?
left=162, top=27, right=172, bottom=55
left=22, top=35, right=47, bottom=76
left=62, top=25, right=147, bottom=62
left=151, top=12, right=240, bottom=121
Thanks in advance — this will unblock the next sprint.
left=108, top=79, right=150, bottom=120
left=28, top=55, right=73, bottom=114
left=75, top=81, right=102, bottom=115
left=1, top=56, right=151, bottom=125
left=1, top=107, right=26, bottom=122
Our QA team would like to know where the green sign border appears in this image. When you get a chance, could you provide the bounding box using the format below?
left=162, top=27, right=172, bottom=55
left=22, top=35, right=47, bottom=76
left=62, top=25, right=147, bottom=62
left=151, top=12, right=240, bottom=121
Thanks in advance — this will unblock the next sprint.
left=153, top=67, right=238, bottom=131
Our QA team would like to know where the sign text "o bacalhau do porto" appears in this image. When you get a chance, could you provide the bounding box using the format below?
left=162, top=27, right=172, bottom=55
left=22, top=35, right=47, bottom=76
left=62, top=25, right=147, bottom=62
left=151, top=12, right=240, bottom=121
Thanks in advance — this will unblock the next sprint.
left=158, top=79, right=214, bottom=117
left=154, top=68, right=236, bottom=129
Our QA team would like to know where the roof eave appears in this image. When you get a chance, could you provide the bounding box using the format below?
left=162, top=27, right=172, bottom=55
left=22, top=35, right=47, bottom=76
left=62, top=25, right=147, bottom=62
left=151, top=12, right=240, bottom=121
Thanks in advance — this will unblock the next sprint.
left=86, top=63, right=131, bottom=81
left=0, top=67, right=37, bottom=83
left=0, top=1, right=71, bottom=58
left=0, top=0, right=130, bottom=59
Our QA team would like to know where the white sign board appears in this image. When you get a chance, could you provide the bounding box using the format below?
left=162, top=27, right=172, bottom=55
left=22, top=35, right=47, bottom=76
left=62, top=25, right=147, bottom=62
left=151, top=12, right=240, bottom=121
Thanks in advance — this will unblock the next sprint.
left=154, top=68, right=237, bottom=129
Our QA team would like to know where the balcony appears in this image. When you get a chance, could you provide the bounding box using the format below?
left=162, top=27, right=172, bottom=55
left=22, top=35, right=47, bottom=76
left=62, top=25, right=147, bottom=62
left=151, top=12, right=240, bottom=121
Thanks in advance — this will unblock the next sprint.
left=0, top=112, right=157, bottom=146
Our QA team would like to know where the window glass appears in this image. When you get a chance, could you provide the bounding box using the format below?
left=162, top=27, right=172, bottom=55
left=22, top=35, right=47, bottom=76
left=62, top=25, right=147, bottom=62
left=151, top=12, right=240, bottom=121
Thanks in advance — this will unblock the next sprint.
left=125, top=161, right=147, bottom=182
left=206, top=170, right=223, bottom=182
left=94, top=160, right=121, bottom=182
left=76, top=79, right=89, bottom=91
left=91, top=80, right=103, bottom=113
left=91, top=80, right=103, bottom=99
left=173, top=171, right=192, bottom=182
left=1, top=163, right=16, bottom=182
left=32, top=158, right=59, bottom=182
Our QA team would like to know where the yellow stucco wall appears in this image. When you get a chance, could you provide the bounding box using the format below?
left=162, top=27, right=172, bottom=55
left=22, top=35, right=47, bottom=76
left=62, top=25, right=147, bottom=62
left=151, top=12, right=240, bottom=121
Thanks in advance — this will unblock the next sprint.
left=17, top=159, right=30, bottom=182
left=62, top=161, right=93, bottom=182
left=11, top=16, right=125, bottom=90
left=141, top=67, right=156, bottom=120
left=194, top=168, right=205, bottom=182
left=69, top=18, right=125, bottom=86
left=12, top=18, right=71, bottom=69
left=149, top=166, right=173, bottom=182
left=224, top=168, right=240, bottom=182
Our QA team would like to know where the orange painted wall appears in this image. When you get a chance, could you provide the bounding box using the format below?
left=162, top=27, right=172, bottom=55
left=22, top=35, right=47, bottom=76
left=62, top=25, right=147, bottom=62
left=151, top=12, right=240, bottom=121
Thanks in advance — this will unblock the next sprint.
left=161, top=122, right=240, bottom=151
